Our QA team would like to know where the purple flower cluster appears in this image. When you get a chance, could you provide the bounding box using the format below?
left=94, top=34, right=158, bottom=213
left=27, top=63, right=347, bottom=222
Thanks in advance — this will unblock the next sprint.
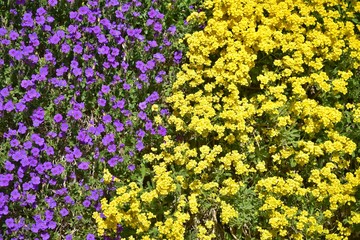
left=0, top=0, right=185, bottom=239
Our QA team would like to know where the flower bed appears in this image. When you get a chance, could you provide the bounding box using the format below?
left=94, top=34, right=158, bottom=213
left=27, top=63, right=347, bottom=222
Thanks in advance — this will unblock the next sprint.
left=1, top=0, right=360, bottom=239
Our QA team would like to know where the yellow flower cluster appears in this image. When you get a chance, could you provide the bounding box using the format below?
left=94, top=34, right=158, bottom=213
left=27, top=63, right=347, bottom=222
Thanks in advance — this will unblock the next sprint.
left=103, top=168, right=120, bottom=184
left=94, top=0, right=360, bottom=238
left=93, top=183, right=153, bottom=236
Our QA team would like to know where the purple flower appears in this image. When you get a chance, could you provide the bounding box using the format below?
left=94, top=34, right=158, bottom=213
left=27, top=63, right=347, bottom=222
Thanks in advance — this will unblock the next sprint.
left=102, top=134, right=114, bottom=146
left=69, top=11, right=77, bottom=19
left=10, top=189, right=21, bottom=201
left=98, top=45, right=109, bottom=55
left=48, top=0, right=57, bottom=6
left=145, top=121, right=153, bottom=131
left=174, top=51, right=183, bottom=64
left=1, top=39, right=11, bottom=45
left=125, top=119, right=132, bottom=126
left=157, top=126, right=166, bottom=137
left=18, top=122, right=27, bottom=134
left=31, top=176, right=41, bottom=185
left=67, top=25, right=77, bottom=34
left=44, top=51, right=55, bottom=62
left=26, top=194, right=36, bottom=204
left=9, top=49, right=22, bottom=61
left=139, top=73, right=148, bottom=82
left=65, top=153, right=74, bottom=163
left=26, top=88, right=41, bottom=100
left=164, top=38, right=171, bottom=46
left=147, top=91, right=160, bottom=102
left=31, top=107, right=45, bottom=127
left=90, top=190, right=100, bottom=201
left=85, top=68, right=94, bottom=77
left=0, top=27, right=7, bottom=36
left=148, top=41, right=157, bottom=49
left=30, top=147, right=40, bottom=158
left=113, top=120, right=124, bottom=132
left=47, top=16, right=55, bottom=23
left=113, top=99, right=125, bottom=109
left=107, top=157, right=117, bottom=167
left=0, top=174, right=13, bottom=187
left=31, top=133, right=44, bottom=146
left=22, top=45, right=34, bottom=55
left=78, top=162, right=90, bottom=170
left=168, top=25, right=176, bottom=35
left=9, top=30, right=19, bottom=40
left=61, top=122, right=68, bottom=132
left=137, top=129, right=146, bottom=138
left=65, top=235, right=73, bottom=240
left=123, top=83, right=131, bottom=90
left=72, top=67, right=82, bottom=76
left=48, top=35, right=61, bottom=45
left=101, top=85, right=110, bottom=94
left=97, top=98, right=107, bottom=107
left=146, top=19, right=154, bottom=26
left=135, top=61, right=147, bottom=73
left=139, top=101, right=147, bottom=110
left=41, top=233, right=50, bottom=240
left=154, top=22, right=163, bottom=32
left=15, top=102, right=26, bottom=112
left=22, top=12, right=34, bottom=27
left=102, top=114, right=112, bottom=124
left=6, top=218, right=15, bottom=229
left=128, top=164, right=135, bottom=171
left=4, top=161, right=15, bottom=171
left=70, top=109, right=83, bottom=120
left=107, top=144, right=116, bottom=153
left=97, top=34, right=108, bottom=44
left=37, top=7, right=46, bottom=15
left=155, top=75, right=163, bottom=83
left=43, top=162, right=53, bottom=170
left=88, top=13, right=96, bottom=23
left=23, top=182, right=32, bottom=191
left=54, top=95, right=65, bottom=105
left=51, top=164, right=64, bottom=176
left=73, top=147, right=82, bottom=159
left=61, top=43, right=71, bottom=53
left=111, top=47, right=120, bottom=56
left=136, top=140, right=144, bottom=151
left=160, top=109, right=169, bottom=116
left=59, top=208, right=69, bottom=217
left=73, top=44, right=83, bottom=54
left=35, top=15, right=46, bottom=25
left=78, top=6, right=89, bottom=15
left=77, top=130, right=93, bottom=145
left=56, top=31, right=65, bottom=39
left=12, top=149, right=27, bottom=161
left=82, top=200, right=91, bottom=208
left=138, top=111, right=147, bottom=120
left=94, top=124, right=105, bottom=135
left=122, top=3, right=131, bottom=12
left=86, top=234, right=95, bottom=240
left=121, top=61, right=128, bottom=70
left=47, top=131, right=57, bottom=138
left=0, top=87, right=9, bottom=97
left=146, top=60, right=156, bottom=70
left=54, top=114, right=63, bottom=123
left=46, top=197, right=57, bottom=208
left=4, top=100, right=14, bottom=112
left=148, top=8, right=158, bottom=18
left=153, top=53, right=165, bottom=63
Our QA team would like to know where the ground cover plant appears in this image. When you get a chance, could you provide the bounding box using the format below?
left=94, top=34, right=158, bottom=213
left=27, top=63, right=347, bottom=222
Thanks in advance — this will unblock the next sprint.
left=1, top=0, right=360, bottom=240
left=0, top=0, right=199, bottom=239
